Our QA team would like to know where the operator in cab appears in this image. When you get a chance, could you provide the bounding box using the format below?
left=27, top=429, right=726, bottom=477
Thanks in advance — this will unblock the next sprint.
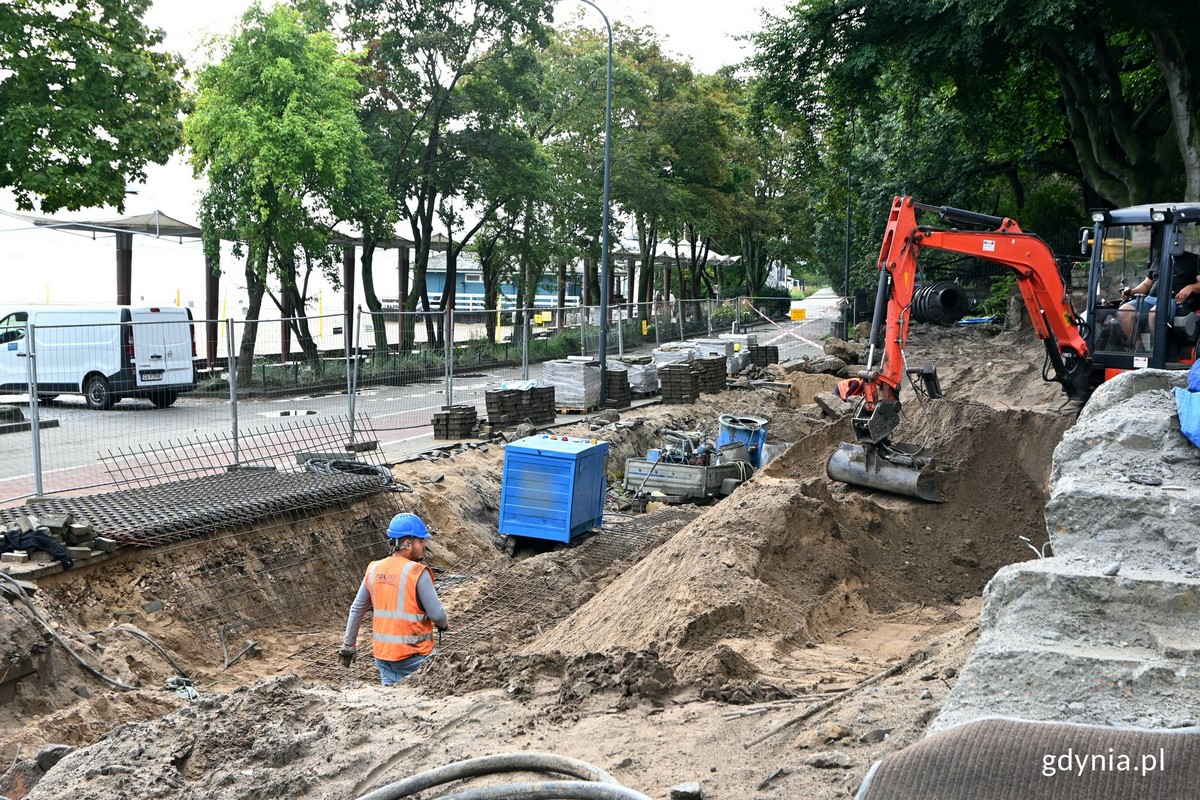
left=1117, top=234, right=1200, bottom=348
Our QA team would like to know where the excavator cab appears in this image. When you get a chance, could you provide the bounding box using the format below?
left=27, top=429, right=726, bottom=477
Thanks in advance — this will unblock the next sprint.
left=1084, top=207, right=1200, bottom=380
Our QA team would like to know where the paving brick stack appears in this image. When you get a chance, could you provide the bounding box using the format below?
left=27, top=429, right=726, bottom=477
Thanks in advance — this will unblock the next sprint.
left=603, top=368, right=631, bottom=409
left=432, top=405, right=478, bottom=440
left=695, top=355, right=727, bottom=393
left=749, top=345, right=780, bottom=367
left=659, top=363, right=700, bottom=405
left=484, top=387, right=556, bottom=427
left=543, top=359, right=601, bottom=410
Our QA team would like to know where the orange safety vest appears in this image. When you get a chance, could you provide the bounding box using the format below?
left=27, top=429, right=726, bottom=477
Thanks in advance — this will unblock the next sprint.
left=363, top=555, right=435, bottom=662
left=835, top=378, right=864, bottom=400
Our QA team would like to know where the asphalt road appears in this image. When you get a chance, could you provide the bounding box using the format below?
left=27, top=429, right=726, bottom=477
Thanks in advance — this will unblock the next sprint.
left=0, top=313, right=836, bottom=503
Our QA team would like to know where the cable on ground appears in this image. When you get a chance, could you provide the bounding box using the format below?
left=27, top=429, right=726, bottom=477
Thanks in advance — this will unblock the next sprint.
left=303, top=459, right=393, bottom=482
left=86, top=624, right=190, bottom=678
left=0, top=573, right=137, bottom=692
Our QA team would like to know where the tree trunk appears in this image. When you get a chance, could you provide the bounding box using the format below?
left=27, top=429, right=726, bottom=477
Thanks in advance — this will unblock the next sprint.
left=360, top=236, right=391, bottom=362
left=236, top=248, right=266, bottom=388
left=1147, top=22, right=1200, bottom=201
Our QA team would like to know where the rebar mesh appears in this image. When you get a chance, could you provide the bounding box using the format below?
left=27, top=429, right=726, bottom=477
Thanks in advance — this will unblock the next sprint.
left=97, top=414, right=385, bottom=490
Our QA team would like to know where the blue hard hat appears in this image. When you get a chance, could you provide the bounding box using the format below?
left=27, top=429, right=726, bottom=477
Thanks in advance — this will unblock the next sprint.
left=386, top=513, right=430, bottom=539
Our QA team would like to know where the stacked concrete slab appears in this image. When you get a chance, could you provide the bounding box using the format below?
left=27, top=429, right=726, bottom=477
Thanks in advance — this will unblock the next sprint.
left=933, top=369, right=1200, bottom=732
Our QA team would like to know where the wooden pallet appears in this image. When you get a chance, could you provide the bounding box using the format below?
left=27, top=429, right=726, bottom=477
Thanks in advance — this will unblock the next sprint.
left=556, top=405, right=599, bottom=415
left=631, top=388, right=661, bottom=399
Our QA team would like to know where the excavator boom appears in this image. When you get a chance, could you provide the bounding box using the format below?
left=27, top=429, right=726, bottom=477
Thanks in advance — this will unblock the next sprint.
left=828, top=196, right=1092, bottom=501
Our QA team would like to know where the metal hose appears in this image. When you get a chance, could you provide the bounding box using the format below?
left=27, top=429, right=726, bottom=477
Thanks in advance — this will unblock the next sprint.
left=355, top=752, right=627, bottom=800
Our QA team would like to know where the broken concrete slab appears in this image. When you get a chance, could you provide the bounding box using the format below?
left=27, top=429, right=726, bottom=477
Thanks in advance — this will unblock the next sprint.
left=1047, top=369, right=1199, bottom=575
left=814, top=392, right=854, bottom=418
left=933, top=369, right=1200, bottom=735
left=801, top=355, right=847, bottom=376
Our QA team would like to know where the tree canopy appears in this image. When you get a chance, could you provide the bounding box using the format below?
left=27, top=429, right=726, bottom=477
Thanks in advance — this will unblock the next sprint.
left=0, top=0, right=187, bottom=212
left=184, top=2, right=381, bottom=374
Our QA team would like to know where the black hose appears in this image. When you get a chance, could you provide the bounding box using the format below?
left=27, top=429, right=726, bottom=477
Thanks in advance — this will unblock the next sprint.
left=355, top=752, right=620, bottom=800
left=303, top=459, right=393, bottom=481
left=439, top=782, right=654, bottom=800
left=0, top=573, right=137, bottom=691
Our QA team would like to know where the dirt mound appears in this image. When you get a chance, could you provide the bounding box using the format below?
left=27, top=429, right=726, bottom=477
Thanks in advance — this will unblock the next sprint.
left=527, top=327, right=1073, bottom=695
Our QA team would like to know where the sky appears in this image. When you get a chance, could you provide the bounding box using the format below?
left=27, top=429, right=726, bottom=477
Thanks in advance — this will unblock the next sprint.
left=0, top=0, right=791, bottom=316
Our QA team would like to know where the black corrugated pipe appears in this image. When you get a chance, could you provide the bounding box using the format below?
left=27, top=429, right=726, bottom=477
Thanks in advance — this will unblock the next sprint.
left=439, top=781, right=654, bottom=800
left=911, top=281, right=969, bottom=325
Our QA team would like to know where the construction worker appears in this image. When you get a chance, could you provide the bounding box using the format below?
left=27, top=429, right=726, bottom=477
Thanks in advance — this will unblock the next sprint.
left=339, top=513, right=449, bottom=686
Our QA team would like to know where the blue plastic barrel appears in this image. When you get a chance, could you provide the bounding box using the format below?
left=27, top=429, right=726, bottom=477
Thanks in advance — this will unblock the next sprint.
left=716, top=414, right=768, bottom=467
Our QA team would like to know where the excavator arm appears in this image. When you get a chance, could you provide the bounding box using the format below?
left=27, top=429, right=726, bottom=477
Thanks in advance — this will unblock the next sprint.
left=828, top=196, right=1092, bottom=501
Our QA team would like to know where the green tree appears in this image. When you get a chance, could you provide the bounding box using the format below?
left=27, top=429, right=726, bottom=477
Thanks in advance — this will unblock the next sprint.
left=0, top=0, right=186, bottom=212
left=345, top=0, right=551, bottom=351
left=752, top=0, right=1200, bottom=207
left=185, top=2, right=380, bottom=379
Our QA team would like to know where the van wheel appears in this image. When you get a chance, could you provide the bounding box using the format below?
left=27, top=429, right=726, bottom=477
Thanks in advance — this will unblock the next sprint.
left=149, top=389, right=178, bottom=409
left=84, top=375, right=114, bottom=410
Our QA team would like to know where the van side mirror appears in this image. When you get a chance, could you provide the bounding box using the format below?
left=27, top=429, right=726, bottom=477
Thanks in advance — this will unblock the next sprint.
left=1079, top=228, right=1093, bottom=258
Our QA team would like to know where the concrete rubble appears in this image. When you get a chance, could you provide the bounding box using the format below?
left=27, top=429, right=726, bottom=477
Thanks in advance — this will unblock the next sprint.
left=934, top=369, right=1200, bottom=731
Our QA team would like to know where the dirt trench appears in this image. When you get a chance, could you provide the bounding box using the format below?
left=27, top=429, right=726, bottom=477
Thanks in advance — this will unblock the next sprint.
left=0, top=324, right=1080, bottom=800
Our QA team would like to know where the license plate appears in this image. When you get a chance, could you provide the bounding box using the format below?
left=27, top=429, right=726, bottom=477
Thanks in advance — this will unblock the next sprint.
left=139, top=370, right=164, bottom=381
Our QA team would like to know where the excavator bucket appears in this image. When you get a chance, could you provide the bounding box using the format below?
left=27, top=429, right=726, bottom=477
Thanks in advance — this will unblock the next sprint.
left=826, top=441, right=945, bottom=502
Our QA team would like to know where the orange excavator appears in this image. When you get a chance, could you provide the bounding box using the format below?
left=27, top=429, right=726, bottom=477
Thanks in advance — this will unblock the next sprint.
left=827, top=195, right=1200, bottom=501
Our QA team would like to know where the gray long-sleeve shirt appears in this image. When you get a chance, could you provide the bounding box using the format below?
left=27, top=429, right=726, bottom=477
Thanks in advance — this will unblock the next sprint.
left=343, top=567, right=448, bottom=649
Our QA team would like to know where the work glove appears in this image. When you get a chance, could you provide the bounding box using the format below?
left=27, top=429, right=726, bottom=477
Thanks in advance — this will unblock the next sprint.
left=338, top=646, right=356, bottom=667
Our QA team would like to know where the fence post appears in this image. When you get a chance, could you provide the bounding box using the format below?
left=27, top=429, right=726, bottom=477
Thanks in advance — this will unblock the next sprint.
left=522, top=307, right=531, bottom=381
left=707, top=299, right=714, bottom=337
left=677, top=300, right=684, bottom=342
left=654, top=300, right=661, bottom=348
left=26, top=322, right=43, bottom=497
left=349, top=306, right=363, bottom=436
left=444, top=306, right=454, bottom=407
left=227, top=319, right=239, bottom=467
left=616, top=303, right=624, bottom=356
left=580, top=307, right=588, bottom=357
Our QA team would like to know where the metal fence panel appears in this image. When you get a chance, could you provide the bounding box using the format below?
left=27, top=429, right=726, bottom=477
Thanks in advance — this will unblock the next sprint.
left=2, top=296, right=827, bottom=501
left=4, top=316, right=216, bottom=500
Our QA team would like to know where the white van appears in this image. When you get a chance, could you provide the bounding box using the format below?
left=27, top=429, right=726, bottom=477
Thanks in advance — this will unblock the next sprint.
left=0, top=306, right=197, bottom=409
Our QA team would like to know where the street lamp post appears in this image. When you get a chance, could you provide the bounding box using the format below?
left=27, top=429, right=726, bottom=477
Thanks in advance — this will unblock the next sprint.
left=579, top=0, right=613, bottom=407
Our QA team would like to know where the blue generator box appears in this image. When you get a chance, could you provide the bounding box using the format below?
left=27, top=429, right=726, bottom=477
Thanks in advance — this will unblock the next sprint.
left=498, top=434, right=610, bottom=543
